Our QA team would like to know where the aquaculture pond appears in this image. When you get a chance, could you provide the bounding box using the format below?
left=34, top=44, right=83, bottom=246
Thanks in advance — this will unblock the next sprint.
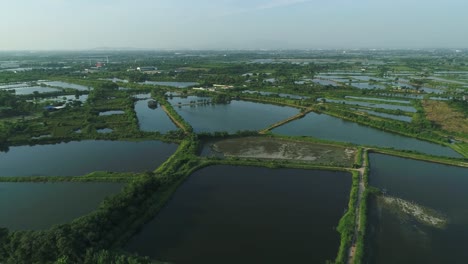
left=39, top=81, right=89, bottom=91
left=366, top=154, right=468, bottom=264
left=133, top=93, right=151, bottom=100
left=359, top=110, right=412, bottom=123
left=41, top=94, right=88, bottom=103
left=344, top=96, right=411, bottom=104
left=8, top=86, right=61, bottom=95
left=142, top=81, right=198, bottom=88
left=173, top=99, right=299, bottom=133
left=350, top=83, right=386, bottom=90
left=125, top=165, right=351, bottom=264
left=134, top=99, right=177, bottom=133
left=168, top=96, right=211, bottom=106
left=242, top=90, right=308, bottom=99
left=312, top=79, right=339, bottom=86
left=323, top=99, right=416, bottom=112
left=0, top=140, right=178, bottom=177
left=272, top=112, right=461, bottom=158
left=0, top=182, right=124, bottom=230
left=0, top=82, right=30, bottom=89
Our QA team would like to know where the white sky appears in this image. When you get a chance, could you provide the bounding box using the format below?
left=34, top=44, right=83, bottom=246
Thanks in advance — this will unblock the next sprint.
left=1, top=0, right=467, bottom=50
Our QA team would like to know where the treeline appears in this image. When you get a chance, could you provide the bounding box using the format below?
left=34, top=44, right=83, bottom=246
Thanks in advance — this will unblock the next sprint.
left=0, top=68, right=75, bottom=84
left=0, top=173, right=162, bottom=263
left=0, top=133, right=203, bottom=264
left=0, top=90, right=37, bottom=117
left=0, top=137, right=203, bottom=263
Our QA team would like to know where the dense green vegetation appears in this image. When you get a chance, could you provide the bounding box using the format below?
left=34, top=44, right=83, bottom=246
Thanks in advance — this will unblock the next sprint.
left=354, top=150, right=370, bottom=264
left=0, top=50, right=467, bottom=263
left=334, top=171, right=359, bottom=264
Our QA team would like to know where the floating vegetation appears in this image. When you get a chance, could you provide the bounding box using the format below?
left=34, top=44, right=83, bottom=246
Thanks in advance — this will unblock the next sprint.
left=380, top=195, right=448, bottom=229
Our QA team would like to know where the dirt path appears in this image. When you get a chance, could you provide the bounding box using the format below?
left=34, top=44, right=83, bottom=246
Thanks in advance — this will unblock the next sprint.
left=347, top=149, right=368, bottom=264
left=160, top=104, right=188, bottom=133
left=259, top=108, right=313, bottom=134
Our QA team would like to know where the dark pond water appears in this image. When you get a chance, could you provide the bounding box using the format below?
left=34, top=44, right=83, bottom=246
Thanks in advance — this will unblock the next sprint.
left=142, top=81, right=198, bottom=88
left=0, top=82, right=30, bottom=89
left=40, top=81, right=90, bottom=91
left=243, top=90, right=308, bottom=99
left=0, top=140, right=178, bottom=177
left=0, top=182, right=124, bottom=230
left=322, top=99, right=416, bottom=112
left=134, top=99, right=177, bottom=133
left=9, top=86, right=61, bottom=95
left=345, top=96, right=411, bottom=104
left=366, top=154, right=468, bottom=264
left=272, top=112, right=461, bottom=158
left=396, top=82, right=444, bottom=94
left=360, top=110, right=412, bottom=122
left=350, top=76, right=386, bottom=82
left=125, top=166, right=351, bottom=264
left=168, top=95, right=211, bottom=105
left=350, top=83, right=386, bottom=90
left=174, top=99, right=299, bottom=133
left=134, top=93, right=151, bottom=100
left=312, top=79, right=339, bottom=86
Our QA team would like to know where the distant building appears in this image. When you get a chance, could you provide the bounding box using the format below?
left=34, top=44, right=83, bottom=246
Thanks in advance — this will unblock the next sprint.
left=193, top=87, right=215, bottom=92
left=137, top=66, right=158, bottom=72
left=213, top=84, right=234, bottom=89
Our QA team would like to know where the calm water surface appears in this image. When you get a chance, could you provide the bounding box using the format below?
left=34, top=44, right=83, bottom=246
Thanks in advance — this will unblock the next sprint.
left=134, top=99, right=177, bottom=133
left=351, top=83, right=386, bottom=90
left=366, top=154, right=468, bottom=264
left=142, top=81, right=198, bottom=88
left=40, top=81, right=89, bottom=91
left=360, top=110, right=412, bottom=122
left=272, top=113, right=461, bottom=158
left=345, top=96, right=411, bottom=104
left=174, top=99, right=299, bottom=133
left=0, top=140, right=178, bottom=176
left=125, top=166, right=351, bottom=264
left=0, top=182, right=124, bottom=230
left=9, top=86, right=61, bottom=95
left=243, top=90, right=308, bottom=99
left=323, top=99, right=416, bottom=112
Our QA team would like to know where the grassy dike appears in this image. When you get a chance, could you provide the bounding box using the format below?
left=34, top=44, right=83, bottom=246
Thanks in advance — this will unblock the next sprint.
left=0, top=171, right=143, bottom=183
left=152, top=91, right=193, bottom=134
left=354, top=150, right=370, bottom=264
left=369, top=148, right=468, bottom=168
left=334, top=171, right=359, bottom=264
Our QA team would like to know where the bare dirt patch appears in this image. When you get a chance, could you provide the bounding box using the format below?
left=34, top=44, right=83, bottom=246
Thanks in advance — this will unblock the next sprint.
left=205, top=137, right=356, bottom=167
left=423, top=100, right=468, bottom=135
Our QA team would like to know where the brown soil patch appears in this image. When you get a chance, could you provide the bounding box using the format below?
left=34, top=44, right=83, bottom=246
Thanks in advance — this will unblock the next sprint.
left=422, top=100, right=468, bottom=135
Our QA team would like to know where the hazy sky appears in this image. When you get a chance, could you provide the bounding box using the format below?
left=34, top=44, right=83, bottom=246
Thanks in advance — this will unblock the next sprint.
left=1, top=0, right=468, bottom=50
